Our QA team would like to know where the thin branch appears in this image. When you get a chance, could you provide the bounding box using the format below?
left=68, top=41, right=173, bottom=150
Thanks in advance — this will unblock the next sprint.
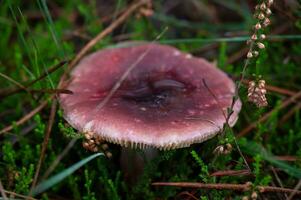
left=210, top=170, right=251, bottom=177
left=238, top=90, right=301, bottom=137
left=30, top=99, right=57, bottom=190
left=60, top=0, right=149, bottom=87
left=3, top=190, right=37, bottom=200
left=0, top=179, right=8, bottom=200
left=0, top=72, right=32, bottom=97
left=0, top=97, right=52, bottom=135
left=152, top=182, right=301, bottom=195
left=288, top=180, right=301, bottom=200
left=239, top=78, right=297, bottom=96
left=279, top=102, right=301, bottom=124
left=0, top=60, right=68, bottom=98
left=41, top=138, right=78, bottom=180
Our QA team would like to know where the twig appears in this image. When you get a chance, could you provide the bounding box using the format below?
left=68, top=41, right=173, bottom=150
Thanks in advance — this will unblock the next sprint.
left=240, top=78, right=297, bottom=96
left=2, top=190, right=37, bottom=200
left=176, top=191, right=199, bottom=200
left=41, top=138, right=78, bottom=180
left=227, top=23, right=290, bottom=64
left=0, top=179, right=8, bottom=200
left=30, top=100, right=57, bottom=190
left=152, top=182, right=301, bottom=195
left=210, top=170, right=251, bottom=177
left=62, top=0, right=149, bottom=84
left=279, top=102, right=301, bottom=124
left=270, top=166, right=288, bottom=199
left=238, top=90, right=301, bottom=137
left=0, top=60, right=68, bottom=98
left=0, top=72, right=29, bottom=93
left=0, top=98, right=51, bottom=135
left=288, top=180, right=301, bottom=200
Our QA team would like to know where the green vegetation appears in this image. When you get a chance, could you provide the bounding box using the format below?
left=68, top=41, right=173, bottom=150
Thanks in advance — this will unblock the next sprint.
left=0, top=0, right=301, bottom=199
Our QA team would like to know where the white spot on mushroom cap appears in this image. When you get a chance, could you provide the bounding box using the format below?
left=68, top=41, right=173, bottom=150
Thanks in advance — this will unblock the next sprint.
left=173, top=50, right=180, bottom=56
left=185, top=54, right=192, bottom=59
left=140, top=107, right=147, bottom=111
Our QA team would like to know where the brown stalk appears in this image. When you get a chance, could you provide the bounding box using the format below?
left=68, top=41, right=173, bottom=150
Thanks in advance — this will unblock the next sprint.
left=176, top=191, right=199, bottom=200
left=240, top=78, right=297, bottom=96
left=30, top=100, right=57, bottom=190
left=3, top=190, right=37, bottom=200
left=279, top=102, right=301, bottom=124
left=0, top=60, right=68, bottom=98
left=238, top=90, right=301, bottom=137
left=41, top=138, right=78, bottom=180
left=227, top=23, right=290, bottom=64
left=288, top=180, right=301, bottom=200
left=60, top=0, right=150, bottom=87
left=152, top=182, right=301, bottom=195
left=0, top=179, right=8, bottom=200
left=210, top=170, right=251, bottom=177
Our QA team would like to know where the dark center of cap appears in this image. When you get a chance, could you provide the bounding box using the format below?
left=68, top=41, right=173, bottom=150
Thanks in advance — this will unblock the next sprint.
left=120, top=76, right=194, bottom=108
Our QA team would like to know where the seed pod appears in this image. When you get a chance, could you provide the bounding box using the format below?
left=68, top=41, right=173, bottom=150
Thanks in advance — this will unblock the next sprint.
left=263, top=18, right=270, bottom=27
left=257, top=42, right=265, bottom=49
left=255, top=23, right=261, bottom=30
left=253, top=51, right=259, bottom=57
left=260, top=34, right=266, bottom=40
left=251, top=34, right=257, bottom=40
left=247, top=52, right=253, bottom=58
left=266, top=8, right=272, bottom=16
left=260, top=3, right=266, bottom=10
left=258, top=13, right=265, bottom=20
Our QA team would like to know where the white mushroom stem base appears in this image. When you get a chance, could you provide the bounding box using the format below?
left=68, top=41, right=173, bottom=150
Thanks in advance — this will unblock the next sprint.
left=120, top=147, right=158, bottom=184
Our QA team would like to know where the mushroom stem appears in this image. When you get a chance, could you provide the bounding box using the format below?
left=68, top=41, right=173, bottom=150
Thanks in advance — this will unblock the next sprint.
left=120, top=147, right=158, bottom=184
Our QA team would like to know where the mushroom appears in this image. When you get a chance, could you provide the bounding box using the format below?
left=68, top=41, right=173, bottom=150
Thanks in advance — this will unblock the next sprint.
left=59, top=43, right=241, bottom=182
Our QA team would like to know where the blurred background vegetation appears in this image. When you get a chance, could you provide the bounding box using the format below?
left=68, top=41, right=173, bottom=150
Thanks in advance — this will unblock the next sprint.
left=0, top=0, right=301, bottom=199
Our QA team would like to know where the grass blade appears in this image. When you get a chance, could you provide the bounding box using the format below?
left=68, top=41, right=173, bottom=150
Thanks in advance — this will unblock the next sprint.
left=31, top=152, right=104, bottom=196
left=240, top=140, right=301, bottom=179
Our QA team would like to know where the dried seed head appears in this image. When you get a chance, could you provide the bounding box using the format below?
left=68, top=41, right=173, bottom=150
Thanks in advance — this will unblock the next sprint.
left=260, top=3, right=266, bottom=10
left=258, top=186, right=265, bottom=193
left=105, top=151, right=113, bottom=158
left=258, top=80, right=266, bottom=86
left=83, top=142, right=90, bottom=149
left=267, top=0, right=274, bottom=7
left=247, top=51, right=253, bottom=58
left=257, top=42, right=265, bottom=49
left=263, top=18, right=271, bottom=27
left=249, top=81, right=256, bottom=88
left=84, top=132, right=93, bottom=140
left=248, top=79, right=268, bottom=107
left=213, top=145, right=224, bottom=155
left=226, top=143, right=232, bottom=152
left=253, top=51, right=259, bottom=57
left=260, top=34, right=266, bottom=40
left=242, top=196, right=249, bottom=200
left=266, top=8, right=272, bottom=16
left=101, top=143, right=109, bottom=150
left=251, top=34, right=257, bottom=40
left=91, top=146, right=99, bottom=152
left=258, top=13, right=265, bottom=20
left=251, top=191, right=258, bottom=199
left=255, top=23, right=261, bottom=30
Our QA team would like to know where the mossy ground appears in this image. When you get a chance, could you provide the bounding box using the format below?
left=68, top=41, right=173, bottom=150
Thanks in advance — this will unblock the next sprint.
left=0, top=0, right=301, bottom=199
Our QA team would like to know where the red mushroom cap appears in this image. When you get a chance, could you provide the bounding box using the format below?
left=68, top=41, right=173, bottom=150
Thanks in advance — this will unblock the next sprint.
left=59, top=43, right=241, bottom=150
